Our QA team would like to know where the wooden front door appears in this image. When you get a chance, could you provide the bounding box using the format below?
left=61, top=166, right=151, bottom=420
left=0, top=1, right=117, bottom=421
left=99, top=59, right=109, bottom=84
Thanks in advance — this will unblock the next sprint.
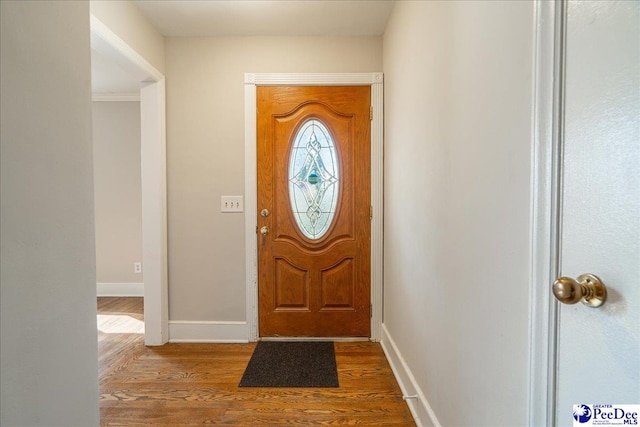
left=257, top=86, right=371, bottom=337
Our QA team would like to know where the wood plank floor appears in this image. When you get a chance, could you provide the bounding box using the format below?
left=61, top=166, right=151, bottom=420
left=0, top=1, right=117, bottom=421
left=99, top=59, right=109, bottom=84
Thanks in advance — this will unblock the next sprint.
left=98, top=297, right=415, bottom=426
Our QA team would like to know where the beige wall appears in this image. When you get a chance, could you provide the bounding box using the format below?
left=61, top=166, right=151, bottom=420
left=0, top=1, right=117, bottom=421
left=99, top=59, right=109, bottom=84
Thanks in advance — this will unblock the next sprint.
left=383, top=1, right=533, bottom=425
left=0, top=1, right=99, bottom=425
left=90, top=0, right=165, bottom=74
left=165, top=36, right=382, bottom=321
left=93, top=101, right=143, bottom=285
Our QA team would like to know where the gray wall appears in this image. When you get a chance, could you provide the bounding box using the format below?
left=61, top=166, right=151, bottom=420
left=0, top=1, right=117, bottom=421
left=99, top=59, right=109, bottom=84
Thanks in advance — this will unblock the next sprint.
left=382, top=1, right=534, bottom=425
left=0, top=1, right=100, bottom=425
left=93, top=101, right=143, bottom=285
left=165, top=36, right=382, bottom=321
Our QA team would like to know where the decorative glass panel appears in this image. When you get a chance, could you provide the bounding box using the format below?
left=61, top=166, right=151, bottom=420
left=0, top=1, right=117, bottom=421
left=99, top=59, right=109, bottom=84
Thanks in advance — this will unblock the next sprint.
left=288, top=119, right=339, bottom=240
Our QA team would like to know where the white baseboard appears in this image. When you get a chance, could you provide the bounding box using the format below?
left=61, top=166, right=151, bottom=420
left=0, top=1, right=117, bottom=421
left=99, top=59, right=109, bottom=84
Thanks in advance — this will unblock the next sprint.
left=380, top=324, right=441, bottom=427
left=168, top=321, right=249, bottom=343
left=97, top=282, right=144, bottom=297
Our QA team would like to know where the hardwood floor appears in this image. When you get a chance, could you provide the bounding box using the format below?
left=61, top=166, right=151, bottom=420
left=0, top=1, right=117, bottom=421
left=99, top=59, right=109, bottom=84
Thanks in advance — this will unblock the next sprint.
left=98, top=297, right=415, bottom=426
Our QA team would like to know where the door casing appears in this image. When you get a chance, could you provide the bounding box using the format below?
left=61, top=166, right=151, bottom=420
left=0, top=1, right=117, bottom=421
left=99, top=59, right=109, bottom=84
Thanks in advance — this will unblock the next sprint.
left=528, top=0, right=568, bottom=424
left=244, top=73, right=384, bottom=342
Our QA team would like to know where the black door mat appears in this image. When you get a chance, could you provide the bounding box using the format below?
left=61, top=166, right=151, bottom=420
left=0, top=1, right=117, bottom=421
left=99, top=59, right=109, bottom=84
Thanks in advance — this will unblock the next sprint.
left=239, top=341, right=339, bottom=388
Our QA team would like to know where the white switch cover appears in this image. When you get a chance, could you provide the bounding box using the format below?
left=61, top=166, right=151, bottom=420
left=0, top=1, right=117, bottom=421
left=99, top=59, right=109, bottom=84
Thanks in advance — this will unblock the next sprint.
left=221, top=196, right=243, bottom=212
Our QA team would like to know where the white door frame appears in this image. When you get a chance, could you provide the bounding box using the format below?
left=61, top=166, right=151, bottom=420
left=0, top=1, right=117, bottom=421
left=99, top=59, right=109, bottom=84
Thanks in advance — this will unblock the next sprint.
left=90, top=16, right=168, bottom=346
left=528, top=1, right=565, bottom=424
left=244, top=73, right=384, bottom=342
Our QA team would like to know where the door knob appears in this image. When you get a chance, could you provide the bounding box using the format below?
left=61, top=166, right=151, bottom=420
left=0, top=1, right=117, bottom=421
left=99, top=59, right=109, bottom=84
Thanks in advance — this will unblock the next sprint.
left=552, top=273, right=607, bottom=308
left=261, top=209, right=270, bottom=217
left=260, top=226, right=270, bottom=235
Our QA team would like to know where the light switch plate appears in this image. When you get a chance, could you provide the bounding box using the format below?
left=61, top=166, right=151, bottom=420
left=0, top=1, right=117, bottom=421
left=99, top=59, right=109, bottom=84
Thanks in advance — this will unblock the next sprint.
left=221, top=196, right=243, bottom=213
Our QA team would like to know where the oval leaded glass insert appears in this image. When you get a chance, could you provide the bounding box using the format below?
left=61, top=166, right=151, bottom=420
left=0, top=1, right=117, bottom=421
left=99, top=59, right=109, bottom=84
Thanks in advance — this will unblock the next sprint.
left=288, top=119, right=339, bottom=240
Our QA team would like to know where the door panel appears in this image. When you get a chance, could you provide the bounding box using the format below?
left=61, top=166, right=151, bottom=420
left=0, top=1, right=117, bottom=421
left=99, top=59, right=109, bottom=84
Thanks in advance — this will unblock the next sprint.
left=257, top=86, right=371, bottom=337
left=320, top=258, right=354, bottom=310
left=556, top=1, right=639, bottom=423
left=273, top=258, right=308, bottom=310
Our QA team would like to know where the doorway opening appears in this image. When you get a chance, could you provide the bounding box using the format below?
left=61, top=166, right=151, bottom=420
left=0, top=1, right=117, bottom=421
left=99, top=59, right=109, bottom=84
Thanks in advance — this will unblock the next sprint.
left=90, top=15, right=168, bottom=346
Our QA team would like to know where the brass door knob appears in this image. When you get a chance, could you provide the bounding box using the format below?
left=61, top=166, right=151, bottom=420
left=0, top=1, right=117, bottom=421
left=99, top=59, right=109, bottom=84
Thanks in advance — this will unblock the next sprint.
left=260, top=226, right=270, bottom=236
left=552, top=273, right=607, bottom=308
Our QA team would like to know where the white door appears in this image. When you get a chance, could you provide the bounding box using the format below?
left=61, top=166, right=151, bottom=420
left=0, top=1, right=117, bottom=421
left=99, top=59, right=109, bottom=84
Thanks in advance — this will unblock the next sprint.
left=555, top=0, right=639, bottom=424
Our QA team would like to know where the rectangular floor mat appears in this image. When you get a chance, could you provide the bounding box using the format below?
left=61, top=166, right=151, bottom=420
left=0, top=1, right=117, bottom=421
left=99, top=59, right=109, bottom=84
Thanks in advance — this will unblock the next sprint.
left=239, top=341, right=339, bottom=388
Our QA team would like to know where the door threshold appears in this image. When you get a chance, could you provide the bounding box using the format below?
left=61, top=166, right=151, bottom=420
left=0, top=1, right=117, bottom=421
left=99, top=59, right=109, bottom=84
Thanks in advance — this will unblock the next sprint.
left=259, top=337, right=371, bottom=342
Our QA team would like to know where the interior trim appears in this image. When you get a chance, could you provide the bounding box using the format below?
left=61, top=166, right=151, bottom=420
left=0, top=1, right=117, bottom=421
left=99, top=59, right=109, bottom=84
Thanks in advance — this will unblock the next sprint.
left=527, top=1, right=563, bottom=424
left=168, top=320, right=249, bottom=343
left=96, top=282, right=144, bottom=297
left=381, top=324, right=441, bottom=427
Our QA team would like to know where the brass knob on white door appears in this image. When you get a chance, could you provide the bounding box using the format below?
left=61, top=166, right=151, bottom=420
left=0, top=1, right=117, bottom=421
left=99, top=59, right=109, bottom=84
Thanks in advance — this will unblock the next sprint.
left=260, top=226, right=270, bottom=236
left=552, top=273, right=607, bottom=308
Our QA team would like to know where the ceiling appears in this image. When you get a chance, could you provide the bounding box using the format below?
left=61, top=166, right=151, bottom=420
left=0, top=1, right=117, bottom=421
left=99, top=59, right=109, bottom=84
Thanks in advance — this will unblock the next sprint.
left=92, top=0, right=394, bottom=94
left=133, top=0, right=395, bottom=37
